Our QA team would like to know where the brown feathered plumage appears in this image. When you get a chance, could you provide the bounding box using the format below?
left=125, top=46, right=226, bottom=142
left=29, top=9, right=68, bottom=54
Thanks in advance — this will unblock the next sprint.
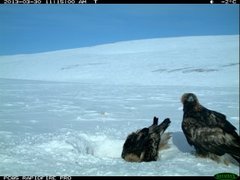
left=181, top=93, right=240, bottom=165
left=121, top=117, right=171, bottom=162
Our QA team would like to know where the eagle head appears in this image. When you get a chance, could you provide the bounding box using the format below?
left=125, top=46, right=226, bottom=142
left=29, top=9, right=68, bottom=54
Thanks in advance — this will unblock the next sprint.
left=181, top=93, right=201, bottom=111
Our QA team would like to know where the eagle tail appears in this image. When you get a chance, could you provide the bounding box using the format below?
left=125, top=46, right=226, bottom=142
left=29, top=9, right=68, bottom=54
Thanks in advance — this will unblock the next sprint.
left=222, top=141, right=240, bottom=165
left=229, top=145, right=240, bottom=164
left=231, top=155, right=240, bottom=164
left=158, top=132, right=172, bottom=151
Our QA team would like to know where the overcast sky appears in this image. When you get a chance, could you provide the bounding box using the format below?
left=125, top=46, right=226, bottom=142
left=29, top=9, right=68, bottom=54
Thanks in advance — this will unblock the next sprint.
left=0, top=4, right=239, bottom=55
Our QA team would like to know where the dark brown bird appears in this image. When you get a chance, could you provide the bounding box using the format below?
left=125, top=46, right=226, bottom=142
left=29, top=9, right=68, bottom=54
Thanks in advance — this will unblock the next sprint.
left=181, top=93, right=240, bottom=165
left=121, top=117, right=171, bottom=162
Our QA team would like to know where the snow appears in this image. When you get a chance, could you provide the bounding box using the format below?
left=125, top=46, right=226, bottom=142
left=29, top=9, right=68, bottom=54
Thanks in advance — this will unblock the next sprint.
left=0, top=35, right=239, bottom=176
left=0, top=35, right=239, bottom=87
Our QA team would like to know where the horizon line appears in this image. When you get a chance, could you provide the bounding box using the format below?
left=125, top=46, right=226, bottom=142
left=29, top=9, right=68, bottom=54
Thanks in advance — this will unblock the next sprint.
left=1, top=34, right=239, bottom=56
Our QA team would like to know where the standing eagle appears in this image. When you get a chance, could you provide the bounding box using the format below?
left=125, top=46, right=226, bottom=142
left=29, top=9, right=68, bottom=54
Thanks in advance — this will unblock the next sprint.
left=181, top=93, right=240, bottom=165
left=121, top=117, right=171, bottom=162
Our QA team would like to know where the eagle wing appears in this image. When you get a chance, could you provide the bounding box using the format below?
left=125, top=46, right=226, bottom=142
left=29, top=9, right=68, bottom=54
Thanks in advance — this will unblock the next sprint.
left=182, top=117, right=240, bottom=158
left=202, top=107, right=239, bottom=139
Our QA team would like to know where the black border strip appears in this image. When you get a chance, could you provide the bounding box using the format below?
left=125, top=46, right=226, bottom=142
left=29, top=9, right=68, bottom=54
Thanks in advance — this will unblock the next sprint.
left=0, top=176, right=217, bottom=180
left=0, top=0, right=239, bottom=4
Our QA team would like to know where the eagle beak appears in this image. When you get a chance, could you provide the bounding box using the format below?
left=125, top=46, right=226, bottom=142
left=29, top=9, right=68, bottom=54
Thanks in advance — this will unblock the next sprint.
left=187, top=95, right=194, bottom=102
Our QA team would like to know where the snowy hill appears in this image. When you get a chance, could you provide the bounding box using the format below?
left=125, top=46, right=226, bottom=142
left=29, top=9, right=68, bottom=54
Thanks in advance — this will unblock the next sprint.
left=0, top=35, right=239, bottom=176
left=0, top=35, right=239, bottom=87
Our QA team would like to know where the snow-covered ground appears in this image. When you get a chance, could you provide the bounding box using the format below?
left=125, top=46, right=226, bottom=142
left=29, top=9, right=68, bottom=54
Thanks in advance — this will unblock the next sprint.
left=0, top=35, right=239, bottom=176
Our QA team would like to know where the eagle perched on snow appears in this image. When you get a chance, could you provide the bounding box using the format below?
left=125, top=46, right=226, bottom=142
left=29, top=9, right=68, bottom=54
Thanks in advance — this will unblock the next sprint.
left=121, top=117, right=171, bottom=162
left=181, top=93, right=240, bottom=165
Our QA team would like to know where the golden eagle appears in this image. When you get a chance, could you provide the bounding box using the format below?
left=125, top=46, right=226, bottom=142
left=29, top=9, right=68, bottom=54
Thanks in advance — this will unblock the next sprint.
left=181, top=93, right=240, bottom=165
left=121, top=117, right=171, bottom=162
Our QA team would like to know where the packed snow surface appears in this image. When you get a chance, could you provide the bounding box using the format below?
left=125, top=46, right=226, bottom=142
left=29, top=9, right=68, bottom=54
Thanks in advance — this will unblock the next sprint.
left=0, top=35, right=239, bottom=176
